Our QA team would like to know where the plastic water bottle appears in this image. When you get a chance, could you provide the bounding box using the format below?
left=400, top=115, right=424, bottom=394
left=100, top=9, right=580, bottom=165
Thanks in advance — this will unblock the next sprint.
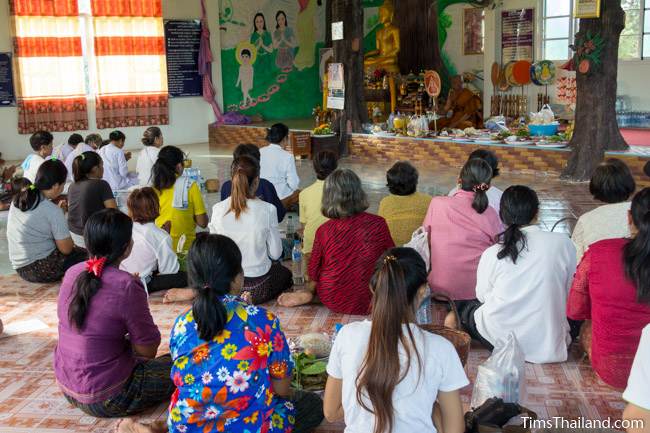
left=286, top=215, right=296, bottom=238
left=291, top=239, right=304, bottom=285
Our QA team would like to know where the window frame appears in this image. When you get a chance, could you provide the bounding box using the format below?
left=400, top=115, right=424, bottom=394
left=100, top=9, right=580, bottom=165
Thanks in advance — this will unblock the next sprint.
left=542, top=0, right=650, bottom=61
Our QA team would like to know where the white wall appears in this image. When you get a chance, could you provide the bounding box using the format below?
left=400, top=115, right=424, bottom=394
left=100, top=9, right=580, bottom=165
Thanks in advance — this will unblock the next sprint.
left=443, top=4, right=485, bottom=76
left=0, top=0, right=224, bottom=161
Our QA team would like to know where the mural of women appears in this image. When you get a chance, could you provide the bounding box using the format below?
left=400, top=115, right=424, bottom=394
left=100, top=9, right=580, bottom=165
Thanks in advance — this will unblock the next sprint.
left=250, top=12, right=274, bottom=72
left=273, top=10, right=296, bottom=72
left=294, top=0, right=318, bottom=70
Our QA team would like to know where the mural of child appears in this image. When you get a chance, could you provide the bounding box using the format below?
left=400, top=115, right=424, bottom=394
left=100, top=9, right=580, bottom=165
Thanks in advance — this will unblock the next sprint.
left=273, top=10, right=296, bottom=72
left=236, top=46, right=256, bottom=105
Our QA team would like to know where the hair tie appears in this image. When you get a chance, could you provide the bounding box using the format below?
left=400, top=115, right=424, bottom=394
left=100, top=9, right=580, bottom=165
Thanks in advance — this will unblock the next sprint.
left=28, top=184, right=36, bottom=191
left=80, top=153, right=85, bottom=160
left=51, top=157, right=57, bottom=162
left=86, top=257, right=107, bottom=278
left=472, top=183, right=489, bottom=193
left=383, top=255, right=397, bottom=265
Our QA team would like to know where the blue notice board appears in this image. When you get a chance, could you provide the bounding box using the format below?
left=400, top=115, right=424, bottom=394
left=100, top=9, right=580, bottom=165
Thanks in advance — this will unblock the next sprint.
left=0, top=53, right=15, bottom=107
left=164, top=20, right=203, bottom=98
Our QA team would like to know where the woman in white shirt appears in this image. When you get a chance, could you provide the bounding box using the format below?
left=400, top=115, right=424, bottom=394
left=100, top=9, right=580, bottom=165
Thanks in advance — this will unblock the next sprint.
left=572, top=158, right=636, bottom=261
left=623, top=324, right=650, bottom=433
left=324, top=248, right=467, bottom=433
left=136, top=127, right=163, bottom=187
left=98, top=130, right=138, bottom=192
left=459, top=186, right=577, bottom=363
left=209, top=155, right=292, bottom=304
left=120, top=187, right=187, bottom=293
left=260, top=123, right=300, bottom=208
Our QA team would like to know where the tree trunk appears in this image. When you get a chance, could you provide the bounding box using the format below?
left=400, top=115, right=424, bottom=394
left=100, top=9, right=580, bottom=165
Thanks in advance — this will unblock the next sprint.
left=332, top=0, right=367, bottom=154
left=394, top=0, right=448, bottom=83
left=562, top=0, right=628, bottom=181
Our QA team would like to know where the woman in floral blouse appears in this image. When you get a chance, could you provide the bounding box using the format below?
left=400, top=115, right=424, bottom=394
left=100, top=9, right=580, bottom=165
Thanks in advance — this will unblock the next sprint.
left=117, top=234, right=323, bottom=433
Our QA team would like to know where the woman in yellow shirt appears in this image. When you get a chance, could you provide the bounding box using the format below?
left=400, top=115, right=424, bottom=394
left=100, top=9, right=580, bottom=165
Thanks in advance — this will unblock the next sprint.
left=299, top=151, right=338, bottom=255
left=152, top=146, right=208, bottom=251
left=378, top=161, right=432, bottom=246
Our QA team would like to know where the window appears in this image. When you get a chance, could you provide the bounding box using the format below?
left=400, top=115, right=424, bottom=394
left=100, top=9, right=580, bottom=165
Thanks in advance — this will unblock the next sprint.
left=10, top=0, right=167, bottom=133
left=543, top=0, right=650, bottom=60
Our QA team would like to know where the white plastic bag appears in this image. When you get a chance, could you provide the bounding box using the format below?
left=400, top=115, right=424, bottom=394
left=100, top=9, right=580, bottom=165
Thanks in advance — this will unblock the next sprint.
left=470, top=332, right=526, bottom=409
left=404, top=226, right=430, bottom=272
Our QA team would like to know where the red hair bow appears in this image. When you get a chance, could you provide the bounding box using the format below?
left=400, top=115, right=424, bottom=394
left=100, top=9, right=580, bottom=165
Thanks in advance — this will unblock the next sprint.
left=86, top=257, right=107, bottom=277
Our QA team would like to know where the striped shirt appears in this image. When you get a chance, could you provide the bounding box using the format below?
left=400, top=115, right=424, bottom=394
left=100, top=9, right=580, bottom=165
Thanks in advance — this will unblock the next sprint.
left=308, top=212, right=395, bottom=315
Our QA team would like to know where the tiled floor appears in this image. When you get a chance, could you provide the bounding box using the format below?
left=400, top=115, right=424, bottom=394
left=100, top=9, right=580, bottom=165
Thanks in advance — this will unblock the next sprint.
left=0, top=142, right=632, bottom=432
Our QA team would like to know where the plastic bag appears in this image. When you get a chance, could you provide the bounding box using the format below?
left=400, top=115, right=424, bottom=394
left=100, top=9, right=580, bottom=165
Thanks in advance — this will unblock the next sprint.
left=470, top=332, right=526, bottom=409
left=404, top=226, right=430, bottom=272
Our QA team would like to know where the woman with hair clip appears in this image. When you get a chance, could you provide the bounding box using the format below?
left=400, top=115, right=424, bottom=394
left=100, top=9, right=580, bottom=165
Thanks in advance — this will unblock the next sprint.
left=116, top=234, right=324, bottom=433
left=454, top=186, right=577, bottom=363
left=67, top=152, right=117, bottom=247
left=8, top=159, right=86, bottom=283
left=568, top=187, right=650, bottom=389
left=209, top=155, right=290, bottom=304
left=137, top=126, right=163, bottom=187
left=423, top=158, right=502, bottom=303
left=98, top=130, right=138, bottom=192
left=324, top=248, right=468, bottom=433
left=152, top=146, right=208, bottom=251
left=55, top=209, right=173, bottom=418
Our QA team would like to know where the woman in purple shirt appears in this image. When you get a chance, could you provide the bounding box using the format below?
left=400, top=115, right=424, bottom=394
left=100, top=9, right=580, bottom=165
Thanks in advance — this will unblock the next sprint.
left=54, top=209, right=174, bottom=417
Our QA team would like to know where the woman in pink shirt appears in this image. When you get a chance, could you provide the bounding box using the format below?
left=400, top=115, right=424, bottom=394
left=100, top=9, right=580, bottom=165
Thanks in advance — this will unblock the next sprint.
left=423, top=158, right=502, bottom=301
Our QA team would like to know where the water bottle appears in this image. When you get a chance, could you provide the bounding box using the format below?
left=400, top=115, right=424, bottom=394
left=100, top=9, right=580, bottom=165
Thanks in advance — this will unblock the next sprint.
left=291, top=239, right=305, bottom=285
left=286, top=215, right=296, bottom=238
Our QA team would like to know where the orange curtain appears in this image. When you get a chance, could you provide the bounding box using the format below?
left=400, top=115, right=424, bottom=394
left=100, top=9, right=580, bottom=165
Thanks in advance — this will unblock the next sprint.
left=10, top=0, right=88, bottom=134
left=92, top=0, right=168, bottom=128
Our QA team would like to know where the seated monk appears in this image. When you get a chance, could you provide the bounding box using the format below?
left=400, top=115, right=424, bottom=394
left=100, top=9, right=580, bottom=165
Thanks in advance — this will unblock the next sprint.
left=364, top=0, right=400, bottom=73
left=436, top=75, right=483, bottom=130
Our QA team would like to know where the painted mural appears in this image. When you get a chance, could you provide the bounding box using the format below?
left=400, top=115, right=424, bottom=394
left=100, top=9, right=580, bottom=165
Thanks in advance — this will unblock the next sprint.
left=219, top=0, right=326, bottom=119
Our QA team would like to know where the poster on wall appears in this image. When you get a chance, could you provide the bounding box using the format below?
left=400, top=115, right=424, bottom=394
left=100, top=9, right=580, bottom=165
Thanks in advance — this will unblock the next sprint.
left=0, top=53, right=15, bottom=107
left=575, top=0, right=601, bottom=18
left=219, top=0, right=326, bottom=119
left=464, top=9, right=484, bottom=55
left=327, top=63, right=344, bottom=110
left=164, top=20, right=202, bottom=98
left=501, top=9, right=534, bottom=63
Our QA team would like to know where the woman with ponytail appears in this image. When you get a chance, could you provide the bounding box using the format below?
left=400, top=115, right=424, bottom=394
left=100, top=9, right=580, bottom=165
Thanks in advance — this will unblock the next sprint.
left=55, top=209, right=173, bottom=417
left=152, top=145, right=208, bottom=250
left=455, top=186, right=577, bottom=363
left=117, top=234, right=324, bottom=433
left=8, top=159, right=86, bottom=282
left=207, top=155, right=291, bottom=304
left=423, top=158, right=502, bottom=301
left=67, top=152, right=117, bottom=247
left=324, top=248, right=467, bottom=433
left=568, top=188, right=650, bottom=389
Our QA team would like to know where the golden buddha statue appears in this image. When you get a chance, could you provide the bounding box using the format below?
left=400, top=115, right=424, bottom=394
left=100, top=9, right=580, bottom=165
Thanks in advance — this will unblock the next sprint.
left=364, top=0, right=400, bottom=73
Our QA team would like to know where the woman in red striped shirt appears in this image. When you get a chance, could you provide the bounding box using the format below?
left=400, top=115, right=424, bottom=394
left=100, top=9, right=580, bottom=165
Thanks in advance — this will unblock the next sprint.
left=279, top=169, right=394, bottom=314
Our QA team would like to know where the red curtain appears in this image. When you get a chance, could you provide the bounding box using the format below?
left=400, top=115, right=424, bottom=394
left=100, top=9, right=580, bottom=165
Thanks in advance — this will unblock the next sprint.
left=92, top=0, right=168, bottom=128
left=10, top=0, right=88, bottom=133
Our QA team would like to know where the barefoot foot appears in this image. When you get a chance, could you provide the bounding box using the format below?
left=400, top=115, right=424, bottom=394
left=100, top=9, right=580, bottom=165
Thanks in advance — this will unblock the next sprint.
left=116, top=418, right=158, bottom=433
left=163, top=288, right=196, bottom=304
left=278, top=290, right=314, bottom=307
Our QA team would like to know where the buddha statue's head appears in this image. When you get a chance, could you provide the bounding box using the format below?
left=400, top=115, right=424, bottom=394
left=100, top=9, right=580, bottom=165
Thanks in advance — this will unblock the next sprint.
left=378, top=0, right=395, bottom=25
